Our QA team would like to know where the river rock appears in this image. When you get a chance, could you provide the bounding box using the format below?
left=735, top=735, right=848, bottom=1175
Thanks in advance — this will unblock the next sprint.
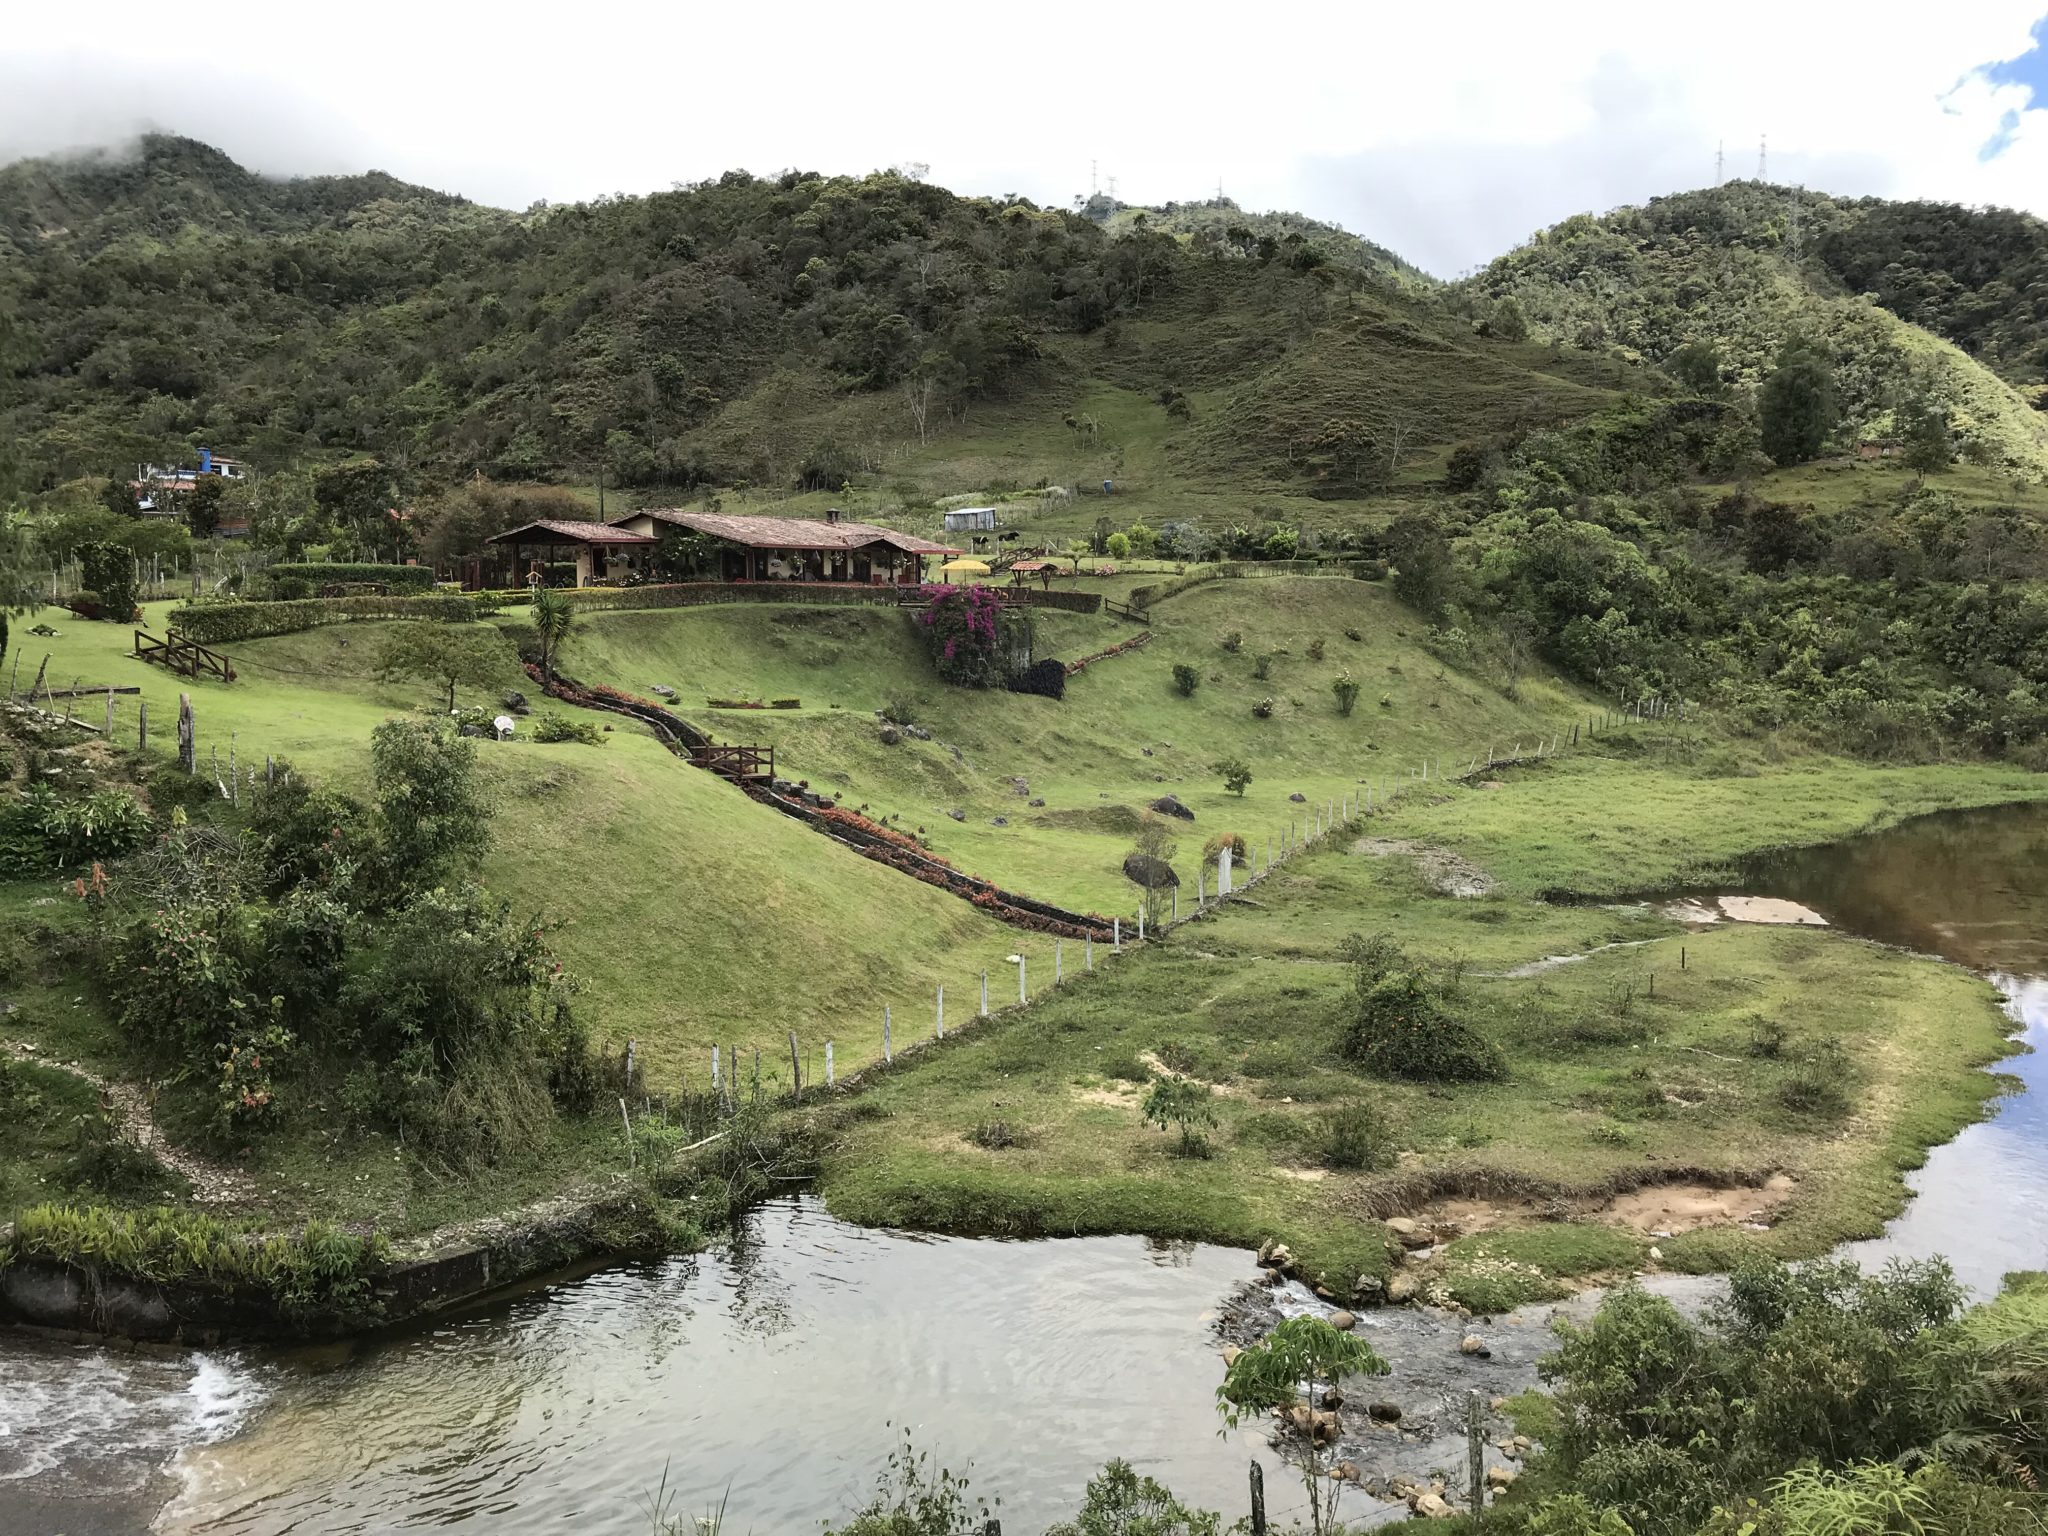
left=1333, top=1461, right=1359, bottom=1482
left=1388, top=1218, right=1434, bottom=1250
left=1368, top=1401, right=1403, bottom=1424
left=1386, top=1272, right=1419, bottom=1303
left=1353, top=1275, right=1386, bottom=1305
left=1267, top=1242, right=1294, bottom=1270
left=1400, top=1246, right=1432, bottom=1265
left=1257, top=1238, right=1276, bottom=1264
left=1327, top=1310, right=1356, bottom=1332
left=1460, top=1335, right=1491, bottom=1358
left=1222, top=1345, right=1242, bottom=1366
left=1487, top=1466, right=1516, bottom=1490
left=1321, top=1386, right=1345, bottom=1409
left=1414, top=1492, right=1453, bottom=1518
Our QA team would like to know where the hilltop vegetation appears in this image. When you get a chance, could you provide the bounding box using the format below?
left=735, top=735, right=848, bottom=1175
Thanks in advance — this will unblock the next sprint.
left=1465, top=181, right=2048, bottom=477
left=1093, top=193, right=1433, bottom=290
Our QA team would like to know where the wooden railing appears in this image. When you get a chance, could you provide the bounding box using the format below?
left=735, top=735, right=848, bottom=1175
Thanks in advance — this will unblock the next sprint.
left=691, top=743, right=775, bottom=783
left=134, top=629, right=235, bottom=683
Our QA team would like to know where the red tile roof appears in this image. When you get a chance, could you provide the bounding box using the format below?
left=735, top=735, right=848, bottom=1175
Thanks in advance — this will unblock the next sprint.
left=487, top=518, right=657, bottom=546
left=621, top=508, right=960, bottom=556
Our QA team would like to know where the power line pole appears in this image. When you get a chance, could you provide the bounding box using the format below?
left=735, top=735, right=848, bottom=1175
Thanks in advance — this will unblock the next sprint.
left=1758, top=135, right=1768, bottom=181
left=1715, top=140, right=1724, bottom=185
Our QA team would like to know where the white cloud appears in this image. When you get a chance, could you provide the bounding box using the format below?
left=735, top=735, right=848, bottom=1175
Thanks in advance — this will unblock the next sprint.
left=5, top=0, right=2048, bottom=273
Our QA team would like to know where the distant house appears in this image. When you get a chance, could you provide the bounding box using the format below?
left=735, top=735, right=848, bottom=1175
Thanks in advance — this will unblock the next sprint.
left=1856, top=438, right=1906, bottom=460
left=942, top=506, right=999, bottom=533
left=132, top=447, right=250, bottom=516
left=605, top=507, right=959, bottom=585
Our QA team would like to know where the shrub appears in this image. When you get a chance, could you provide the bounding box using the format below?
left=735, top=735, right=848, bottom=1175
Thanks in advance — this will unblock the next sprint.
left=1252, top=652, right=1273, bottom=680
left=1218, top=757, right=1253, bottom=796
left=266, top=562, right=436, bottom=594
left=1308, top=637, right=1326, bottom=661
left=371, top=718, right=489, bottom=890
left=267, top=576, right=313, bottom=601
left=0, top=785, right=151, bottom=873
left=1219, top=630, right=1244, bottom=653
left=78, top=542, right=139, bottom=622
left=1339, top=932, right=1505, bottom=1082
left=1007, top=658, right=1067, bottom=699
left=916, top=584, right=1020, bottom=688
left=1354, top=560, right=1389, bottom=581
left=1141, top=1077, right=1217, bottom=1158
left=968, top=1119, right=1020, bottom=1150
left=1171, top=662, right=1200, bottom=697
left=1321, top=1102, right=1397, bottom=1170
left=1746, top=1014, right=1788, bottom=1058
left=1202, top=831, right=1248, bottom=868
left=1251, top=696, right=1275, bottom=719
left=165, top=594, right=484, bottom=646
left=880, top=696, right=920, bottom=726
left=1332, top=672, right=1361, bottom=715
left=1046, top=1461, right=1218, bottom=1536
left=531, top=712, right=605, bottom=745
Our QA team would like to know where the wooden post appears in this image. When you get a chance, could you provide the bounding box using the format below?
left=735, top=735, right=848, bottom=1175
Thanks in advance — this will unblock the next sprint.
left=788, top=1031, right=802, bottom=1101
left=623, top=1037, right=637, bottom=1091
left=730, top=1043, right=740, bottom=1110
left=980, top=971, right=988, bottom=1016
left=1249, top=1460, right=1266, bottom=1536
left=711, top=1045, right=720, bottom=1095
left=825, top=1040, right=835, bottom=1087
left=937, top=984, right=945, bottom=1039
left=178, top=693, right=195, bottom=773
left=1086, top=933, right=1093, bottom=970
left=1681, top=946, right=1687, bottom=971
left=1467, top=1390, right=1485, bottom=1515
left=1137, top=903, right=1145, bottom=941
left=138, top=700, right=147, bottom=754
left=1114, top=917, right=1121, bottom=951
left=1055, top=939, right=1063, bottom=982
left=104, top=687, right=115, bottom=736
left=620, top=1098, right=635, bottom=1168
left=228, top=731, right=238, bottom=806
left=1019, top=955, right=1027, bottom=1002
left=884, top=1006, right=893, bottom=1062
left=1198, top=868, right=1205, bottom=904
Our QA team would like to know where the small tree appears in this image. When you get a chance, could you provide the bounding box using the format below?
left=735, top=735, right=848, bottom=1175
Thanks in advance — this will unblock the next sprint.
left=370, top=719, right=490, bottom=892
left=1759, top=338, right=1840, bottom=467
left=1331, top=672, right=1360, bottom=715
left=1218, top=757, right=1252, bottom=797
left=1105, top=532, right=1131, bottom=560
left=77, top=541, right=139, bottom=622
left=531, top=586, right=578, bottom=680
left=1171, top=662, right=1200, bottom=697
left=374, top=622, right=510, bottom=712
left=1902, top=399, right=1952, bottom=473
left=1125, top=523, right=1158, bottom=558
left=1141, top=1076, right=1216, bottom=1157
left=1218, top=1316, right=1390, bottom=1536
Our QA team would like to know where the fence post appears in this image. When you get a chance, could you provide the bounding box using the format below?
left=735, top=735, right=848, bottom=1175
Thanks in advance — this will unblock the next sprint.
left=138, top=700, right=147, bottom=754
left=789, top=1031, right=802, bottom=1101
left=103, top=687, right=115, bottom=735
left=937, top=985, right=945, bottom=1039
left=1018, top=956, right=1027, bottom=1003
left=1056, top=939, right=1063, bottom=982
left=1219, top=845, right=1233, bottom=896
left=1198, top=868, right=1205, bottom=904
left=712, top=1044, right=720, bottom=1095
left=228, top=731, right=238, bottom=806
left=1086, top=933, right=1093, bottom=970
left=1114, top=917, right=1121, bottom=951
left=826, top=1040, right=835, bottom=1086
left=1137, top=903, right=1145, bottom=941
left=980, top=970, right=988, bottom=1016
left=623, top=1037, right=637, bottom=1092
left=178, top=693, right=195, bottom=773
left=884, top=1005, right=892, bottom=1062
left=1249, top=1460, right=1266, bottom=1536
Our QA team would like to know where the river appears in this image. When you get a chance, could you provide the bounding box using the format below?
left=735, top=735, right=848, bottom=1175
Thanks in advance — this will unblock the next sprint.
left=3, top=802, right=2043, bottom=1534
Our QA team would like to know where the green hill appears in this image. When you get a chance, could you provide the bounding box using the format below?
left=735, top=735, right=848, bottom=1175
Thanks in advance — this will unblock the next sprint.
left=1094, top=193, right=1434, bottom=291
left=1464, top=181, right=2048, bottom=478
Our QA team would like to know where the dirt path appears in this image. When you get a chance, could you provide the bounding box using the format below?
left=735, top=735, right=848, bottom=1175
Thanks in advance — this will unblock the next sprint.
left=5, top=1040, right=257, bottom=1205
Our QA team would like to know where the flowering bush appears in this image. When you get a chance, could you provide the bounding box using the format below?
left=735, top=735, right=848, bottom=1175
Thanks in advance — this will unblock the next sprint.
left=916, top=584, right=1012, bottom=688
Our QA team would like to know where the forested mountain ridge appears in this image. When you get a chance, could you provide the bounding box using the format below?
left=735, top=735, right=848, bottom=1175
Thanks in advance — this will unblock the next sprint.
left=0, top=135, right=1590, bottom=499
left=1093, top=194, right=1434, bottom=291
left=1466, top=181, right=2048, bottom=477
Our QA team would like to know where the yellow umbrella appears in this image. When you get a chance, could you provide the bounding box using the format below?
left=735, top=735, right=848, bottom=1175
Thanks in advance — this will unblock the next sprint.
left=939, top=558, right=991, bottom=575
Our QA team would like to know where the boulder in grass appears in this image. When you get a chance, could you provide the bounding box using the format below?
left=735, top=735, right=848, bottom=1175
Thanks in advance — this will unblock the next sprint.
left=1150, top=794, right=1195, bottom=820
left=1122, top=853, right=1178, bottom=889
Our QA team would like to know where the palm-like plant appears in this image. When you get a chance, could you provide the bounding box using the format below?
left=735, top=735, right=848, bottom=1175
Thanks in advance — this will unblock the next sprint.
left=531, top=586, right=577, bottom=681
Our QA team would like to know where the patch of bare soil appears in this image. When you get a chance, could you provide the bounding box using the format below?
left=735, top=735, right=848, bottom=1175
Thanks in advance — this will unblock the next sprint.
left=1601, top=1174, right=1796, bottom=1233
left=1074, top=1081, right=1141, bottom=1107
left=1403, top=1174, right=1795, bottom=1241
left=1353, top=837, right=1497, bottom=898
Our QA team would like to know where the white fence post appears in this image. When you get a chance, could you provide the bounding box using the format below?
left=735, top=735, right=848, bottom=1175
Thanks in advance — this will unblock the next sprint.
left=1019, top=956, right=1028, bottom=1002
left=1114, top=917, right=1121, bottom=951
left=825, top=1040, right=835, bottom=1086
left=711, top=1045, right=720, bottom=1095
left=980, top=970, right=989, bottom=1016
left=937, top=984, right=945, bottom=1039
left=1219, top=845, right=1233, bottom=896
left=884, top=1005, right=893, bottom=1062
left=1086, top=933, right=1094, bottom=970
left=1056, top=939, right=1063, bottom=982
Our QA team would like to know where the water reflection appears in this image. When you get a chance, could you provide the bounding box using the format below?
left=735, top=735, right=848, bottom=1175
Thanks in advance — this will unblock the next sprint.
left=151, top=1199, right=1285, bottom=1535
left=1720, top=803, right=2048, bottom=1296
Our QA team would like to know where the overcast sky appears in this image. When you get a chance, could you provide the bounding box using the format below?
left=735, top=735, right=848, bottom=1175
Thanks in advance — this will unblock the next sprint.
left=6, top=1, right=2048, bottom=276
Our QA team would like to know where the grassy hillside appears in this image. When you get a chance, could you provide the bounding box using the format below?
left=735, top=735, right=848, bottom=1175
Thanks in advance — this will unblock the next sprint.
left=1466, top=182, right=2048, bottom=478
left=1096, top=194, right=1433, bottom=290
left=562, top=578, right=1591, bottom=914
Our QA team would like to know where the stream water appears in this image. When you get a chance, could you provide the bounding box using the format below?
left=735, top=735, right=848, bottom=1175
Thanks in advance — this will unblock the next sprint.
left=3, top=802, right=2044, bottom=1535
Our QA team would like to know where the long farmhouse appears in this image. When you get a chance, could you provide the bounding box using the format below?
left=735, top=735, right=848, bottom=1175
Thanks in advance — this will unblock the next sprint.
left=481, top=507, right=958, bottom=589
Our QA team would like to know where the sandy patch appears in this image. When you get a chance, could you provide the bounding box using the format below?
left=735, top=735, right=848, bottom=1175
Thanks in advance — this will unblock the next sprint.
left=1353, top=837, right=1497, bottom=898
left=1402, top=1174, right=1796, bottom=1241
left=1074, top=1081, right=1141, bottom=1107
left=1601, top=1174, right=1796, bottom=1233
left=1717, top=896, right=1826, bottom=926
left=1278, top=1167, right=1330, bottom=1182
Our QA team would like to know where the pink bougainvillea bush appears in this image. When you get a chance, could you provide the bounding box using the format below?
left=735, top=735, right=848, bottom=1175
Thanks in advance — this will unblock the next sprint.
left=915, top=583, right=1013, bottom=687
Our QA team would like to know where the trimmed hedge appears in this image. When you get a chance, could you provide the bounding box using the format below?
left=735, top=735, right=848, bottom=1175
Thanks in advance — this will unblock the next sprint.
left=266, top=562, right=437, bottom=594
left=166, top=594, right=485, bottom=645
left=1007, top=658, right=1068, bottom=699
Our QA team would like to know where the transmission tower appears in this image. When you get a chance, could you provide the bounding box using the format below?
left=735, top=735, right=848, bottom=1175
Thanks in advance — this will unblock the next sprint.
left=1758, top=135, right=1768, bottom=181
left=1715, top=141, right=1724, bottom=185
left=1090, top=159, right=1098, bottom=197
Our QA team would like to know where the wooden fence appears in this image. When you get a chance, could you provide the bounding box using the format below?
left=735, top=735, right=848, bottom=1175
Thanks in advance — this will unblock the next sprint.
left=133, top=630, right=235, bottom=683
